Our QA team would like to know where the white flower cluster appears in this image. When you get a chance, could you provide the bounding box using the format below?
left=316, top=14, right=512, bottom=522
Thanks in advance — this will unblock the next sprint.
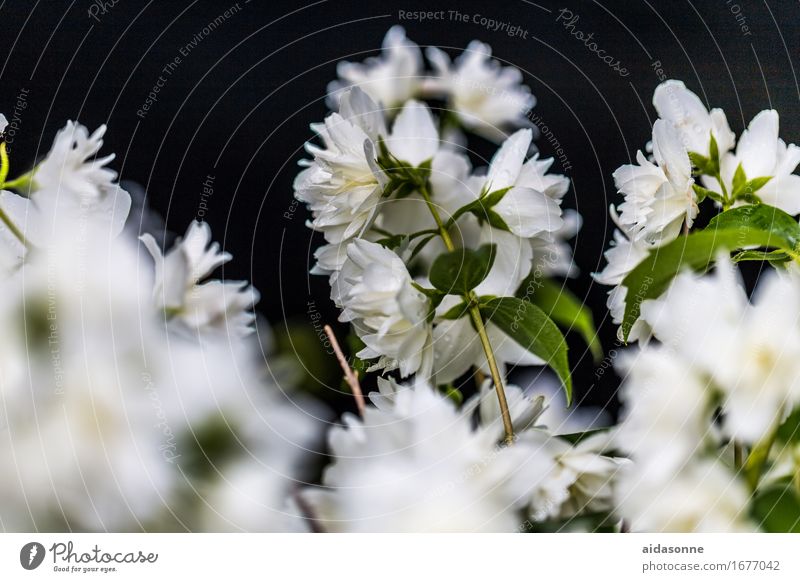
left=292, top=29, right=630, bottom=532
left=327, top=26, right=535, bottom=141
left=301, top=379, right=622, bottom=532
left=597, top=79, right=800, bottom=532
left=613, top=257, right=800, bottom=531
left=595, top=80, right=800, bottom=341
left=296, top=28, right=575, bottom=382
left=0, top=118, right=322, bottom=531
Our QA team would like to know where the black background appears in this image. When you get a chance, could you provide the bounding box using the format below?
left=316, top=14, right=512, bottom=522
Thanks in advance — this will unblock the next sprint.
left=2, top=0, right=798, bottom=415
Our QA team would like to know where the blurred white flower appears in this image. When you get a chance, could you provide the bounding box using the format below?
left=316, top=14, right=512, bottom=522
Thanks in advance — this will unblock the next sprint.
left=0, top=229, right=174, bottom=531
left=333, top=239, right=432, bottom=378
left=616, top=459, right=754, bottom=532
left=140, top=220, right=259, bottom=338
left=615, top=348, right=714, bottom=481
left=614, top=119, right=696, bottom=244
left=295, top=88, right=387, bottom=273
left=523, top=431, right=624, bottom=522
left=643, top=257, right=800, bottom=443
left=197, top=389, right=327, bottom=533
left=653, top=80, right=735, bottom=157
left=706, top=110, right=800, bottom=215
left=426, top=41, right=535, bottom=142
left=300, top=383, right=547, bottom=532
left=327, top=26, right=423, bottom=110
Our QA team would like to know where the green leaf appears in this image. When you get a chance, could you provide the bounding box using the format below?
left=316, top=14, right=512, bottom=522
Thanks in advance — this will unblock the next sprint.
left=620, top=204, right=800, bottom=340
left=776, top=406, right=800, bottom=444
left=480, top=186, right=512, bottom=209
left=439, top=384, right=464, bottom=406
left=479, top=296, right=572, bottom=404
left=692, top=184, right=725, bottom=205
left=393, top=181, right=417, bottom=199
left=744, top=176, right=772, bottom=194
left=733, top=176, right=772, bottom=203
left=709, top=133, right=720, bottom=167
left=707, top=204, right=800, bottom=249
left=518, top=277, right=602, bottom=362
left=752, top=484, right=800, bottom=532
left=731, top=162, right=747, bottom=196
left=732, top=249, right=790, bottom=264
left=688, top=152, right=711, bottom=176
left=620, top=227, right=791, bottom=341
left=485, top=209, right=511, bottom=232
left=429, top=244, right=497, bottom=296
left=439, top=301, right=470, bottom=320
left=375, top=234, right=407, bottom=250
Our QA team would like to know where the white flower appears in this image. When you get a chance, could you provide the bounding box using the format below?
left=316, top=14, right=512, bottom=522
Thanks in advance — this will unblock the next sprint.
left=0, top=121, right=131, bottom=258
left=616, top=460, right=754, bottom=532
left=592, top=211, right=653, bottom=341
left=470, top=380, right=622, bottom=522
left=523, top=431, right=624, bottom=522
left=333, top=239, right=432, bottom=377
left=300, top=383, right=549, bottom=532
left=33, top=121, right=118, bottom=200
left=642, top=257, right=800, bottom=443
left=197, top=391, right=327, bottom=532
left=426, top=41, right=535, bottom=142
left=327, top=26, right=423, bottom=109
left=0, top=230, right=175, bottom=530
left=374, top=149, right=472, bottom=243
left=708, top=110, right=800, bottom=215
left=294, top=87, right=387, bottom=270
left=615, top=348, right=714, bottom=481
left=477, top=128, right=565, bottom=239
left=140, top=220, right=259, bottom=338
left=653, top=80, right=735, bottom=157
left=530, top=209, right=582, bottom=278
left=614, top=119, right=696, bottom=243
left=384, top=100, right=440, bottom=166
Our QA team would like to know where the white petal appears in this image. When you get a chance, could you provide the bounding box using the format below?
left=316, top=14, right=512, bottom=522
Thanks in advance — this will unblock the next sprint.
left=485, top=129, right=532, bottom=191
left=737, top=110, right=779, bottom=178
left=493, top=186, right=563, bottom=238
left=432, top=317, right=482, bottom=384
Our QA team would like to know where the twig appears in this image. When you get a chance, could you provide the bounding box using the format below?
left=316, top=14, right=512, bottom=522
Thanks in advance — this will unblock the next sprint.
left=323, top=324, right=366, bottom=416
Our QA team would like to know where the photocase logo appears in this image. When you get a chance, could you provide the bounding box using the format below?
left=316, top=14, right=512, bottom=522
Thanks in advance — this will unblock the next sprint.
left=20, top=542, right=46, bottom=570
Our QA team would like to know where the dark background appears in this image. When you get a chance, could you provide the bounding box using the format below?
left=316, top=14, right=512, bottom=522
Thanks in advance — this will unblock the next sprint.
left=2, top=0, right=798, bottom=415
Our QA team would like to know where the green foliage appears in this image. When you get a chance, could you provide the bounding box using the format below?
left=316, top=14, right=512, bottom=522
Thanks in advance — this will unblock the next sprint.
left=429, top=244, right=497, bottom=296
left=776, top=407, right=800, bottom=444
left=707, top=204, right=800, bottom=248
left=621, top=204, right=800, bottom=341
left=517, top=277, right=602, bottom=362
left=443, top=187, right=513, bottom=234
left=752, top=483, right=800, bottom=532
left=478, top=296, right=572, bottom=403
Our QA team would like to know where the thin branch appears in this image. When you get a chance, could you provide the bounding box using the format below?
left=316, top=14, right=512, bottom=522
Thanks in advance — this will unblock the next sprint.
left=323, top=324, right=366, bottom=416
